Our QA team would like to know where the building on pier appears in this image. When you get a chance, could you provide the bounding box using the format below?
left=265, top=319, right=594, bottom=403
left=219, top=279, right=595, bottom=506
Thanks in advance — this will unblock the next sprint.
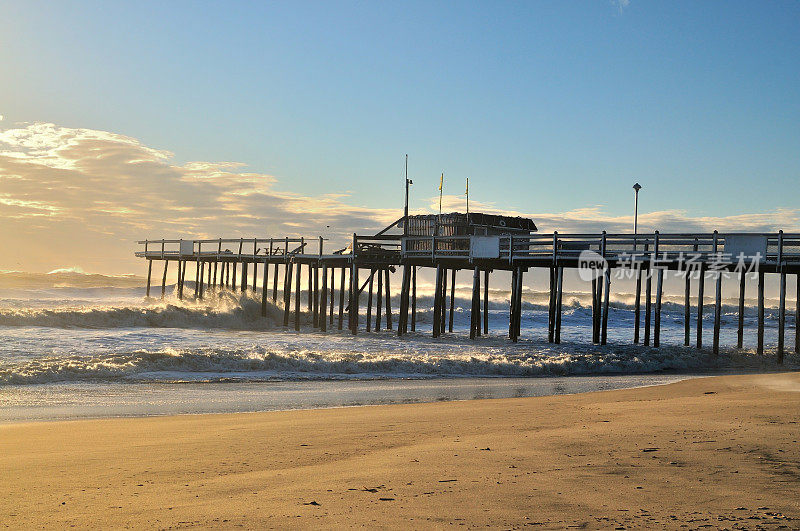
left=401, top=212, right=537, bottom=253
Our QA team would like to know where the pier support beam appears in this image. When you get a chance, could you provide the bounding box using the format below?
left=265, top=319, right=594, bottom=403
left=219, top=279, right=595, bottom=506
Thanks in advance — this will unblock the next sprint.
left=554, top=267, right=563, bottom=344
left=713, top=271, right=722, bottom=356
left=441, top=268, right=448, bottom=335
left=654, top=269, right=663, bottom=348
left=198, top=261, right=205, bottom=300
left=547, top=267, right=556, bottom=343
left=231, top=262, right=237, bottom=292
left=411, top=266, right=417, bottom=332
left=483, top=270, right=489, bottom=335
left=634, top=269, right=642, bottom=344
left=684, top=273, right=691, bottom=347
left=778, top=272, right=786, bottom=364
left=509, top=268, right=518, bottom=342
left=384, top=269, right=392, bottom=330
left=272, top=263, right=279, bottom=302
left=241, top=262, right=248, bottom=292
left=320, top=265, right=328, bottom=332
left=601, top=266, right=611, bottom=345
left=329, top=267, right=335, bottom=327
left=282, top=262, right=293, bottom=327
left=261, top=259, right=269, bottom=317
left=398, top=265, right=411, bottom=336
left=307, top=265, right=313, bottom=315
left=207, top=260, right=213, bottom=294
left=449, top=269, right=456, bottom=333
left=146, top=259, right=152, bottom=298
left=338, top=267, right=346, bottom=331
left=376, top=268, right=383, bottom=331
left=194, top=260, right=200, bottom=299
left=177, top=261, right=185, bottom=300
left=366, top=268, right=375, bottom=332
left=796, top=274, right=800, bottom=354
left=475, top=269, right=481, bottom=337
left=161, top=260, right=169, bottom=299
left=433, top=266, right=443, bottom=338
left=697, top=265, right=705, bottom=350
left=514, top=268, right=523, bottom=340
left=644, top=268, right=652, bottom=346
left=350, top=265, right=359, bottom=334
left=737, top=272, right=745, bottom=349
left=313, top=265, right=319, bottom=328
left=470, top=267, right=480, bottom=340
left=295, top=262, right=302, bottom=331
left=757, top=270, right=765, bottom=355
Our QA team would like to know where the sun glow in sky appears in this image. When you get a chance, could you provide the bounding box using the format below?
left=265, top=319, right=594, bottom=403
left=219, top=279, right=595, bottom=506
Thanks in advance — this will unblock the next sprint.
left=0, top=1, right=799, bottom=274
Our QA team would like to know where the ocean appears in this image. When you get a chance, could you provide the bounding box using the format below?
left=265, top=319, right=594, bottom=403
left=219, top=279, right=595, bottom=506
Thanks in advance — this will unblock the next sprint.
left=0, top=270, right=794, bottom=422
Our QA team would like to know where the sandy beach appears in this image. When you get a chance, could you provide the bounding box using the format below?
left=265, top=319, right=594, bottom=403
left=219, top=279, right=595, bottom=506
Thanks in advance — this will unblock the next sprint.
left=2, top=372, right=799, bottom=529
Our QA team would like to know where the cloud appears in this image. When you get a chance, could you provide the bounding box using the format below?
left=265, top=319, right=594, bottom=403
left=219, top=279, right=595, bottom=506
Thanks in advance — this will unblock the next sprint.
left=0, top=121, right=400, bottom=273
left=612, top=0, right=631, bottom=12
left=0, top=120, right=796, bottom=274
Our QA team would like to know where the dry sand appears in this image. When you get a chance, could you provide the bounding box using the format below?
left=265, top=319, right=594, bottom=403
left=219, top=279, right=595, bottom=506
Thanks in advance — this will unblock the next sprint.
left=2, top=372, right=799, bottom=529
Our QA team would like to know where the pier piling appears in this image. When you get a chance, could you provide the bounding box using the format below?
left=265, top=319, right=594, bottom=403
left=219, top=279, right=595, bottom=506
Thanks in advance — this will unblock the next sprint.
left=654, top=268, right=663, bottom=348
left=601, top=266, right=610, bottom=345
left=146, top=259, right=152, bottom=298
left=757, top=270, right=765, bottom=355
left=320, top=264, right=328, bottom=332
left=161, top=260, right=168, bottom=299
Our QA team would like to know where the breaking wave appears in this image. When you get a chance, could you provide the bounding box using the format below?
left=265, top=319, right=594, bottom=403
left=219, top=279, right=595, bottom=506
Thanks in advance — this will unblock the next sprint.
left=0, top=342, right=747, bottom=385
left=0, top=291, right=286, bottom=330
left=0, top=288, right=786, bottom=331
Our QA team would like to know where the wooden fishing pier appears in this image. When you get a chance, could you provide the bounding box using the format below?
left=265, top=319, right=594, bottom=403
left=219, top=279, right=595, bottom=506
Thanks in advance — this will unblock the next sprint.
left=136, top=213, right=800, bottom=364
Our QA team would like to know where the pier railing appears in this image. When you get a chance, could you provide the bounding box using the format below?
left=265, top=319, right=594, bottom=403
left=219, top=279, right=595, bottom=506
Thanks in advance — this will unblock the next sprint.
left=136, top=237, right=316, bottom=261
left=379, top=231, right=800, bottom=267
left=137, top=231, right=800, bottom=267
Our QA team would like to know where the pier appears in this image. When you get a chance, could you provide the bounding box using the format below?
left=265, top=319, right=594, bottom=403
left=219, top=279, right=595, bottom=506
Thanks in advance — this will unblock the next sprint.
left=136, top=215, right=800, bottom=364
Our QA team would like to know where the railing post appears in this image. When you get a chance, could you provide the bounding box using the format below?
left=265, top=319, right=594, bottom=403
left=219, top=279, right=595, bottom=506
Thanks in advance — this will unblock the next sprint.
left=144, top=240, right=148, bottom=255
left=508, top=235, right=514, bottom=264
left=161, top=239, right=165, bottom=259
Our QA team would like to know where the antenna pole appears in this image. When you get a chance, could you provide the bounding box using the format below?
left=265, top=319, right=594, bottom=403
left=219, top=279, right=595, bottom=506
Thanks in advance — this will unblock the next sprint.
left=404, top=154, right=409, bottom=236
left=466, top=177, right=469, bottom=216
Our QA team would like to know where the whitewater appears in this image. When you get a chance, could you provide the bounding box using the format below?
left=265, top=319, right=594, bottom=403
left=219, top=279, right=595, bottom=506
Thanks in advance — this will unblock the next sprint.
left=0, top=271, right=794, bottom=421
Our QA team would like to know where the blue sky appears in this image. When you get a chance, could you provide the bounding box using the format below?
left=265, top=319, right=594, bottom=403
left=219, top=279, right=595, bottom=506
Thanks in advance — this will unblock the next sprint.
left=1, top=1, right=799, bottom=272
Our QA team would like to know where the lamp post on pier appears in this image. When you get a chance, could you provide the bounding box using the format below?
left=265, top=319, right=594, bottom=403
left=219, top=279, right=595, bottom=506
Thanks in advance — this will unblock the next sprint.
left=633, top=183, right=642, bottom=235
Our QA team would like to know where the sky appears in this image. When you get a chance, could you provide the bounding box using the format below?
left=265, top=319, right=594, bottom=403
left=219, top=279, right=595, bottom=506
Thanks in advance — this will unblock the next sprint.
left=0, top=1, right=799, bottom=275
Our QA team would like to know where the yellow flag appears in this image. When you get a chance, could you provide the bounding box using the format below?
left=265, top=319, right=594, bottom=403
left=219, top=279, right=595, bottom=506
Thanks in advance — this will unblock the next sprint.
left=439, top=173, right=443, bottom=191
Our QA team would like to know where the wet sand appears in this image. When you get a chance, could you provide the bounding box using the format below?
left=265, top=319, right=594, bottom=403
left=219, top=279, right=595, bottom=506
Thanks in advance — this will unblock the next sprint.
left=1, top=372, right=799, bottom=528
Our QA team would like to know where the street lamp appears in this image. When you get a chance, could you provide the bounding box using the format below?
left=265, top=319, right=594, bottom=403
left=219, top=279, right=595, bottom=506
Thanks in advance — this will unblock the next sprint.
left=633, top=183, right=642, bottom=234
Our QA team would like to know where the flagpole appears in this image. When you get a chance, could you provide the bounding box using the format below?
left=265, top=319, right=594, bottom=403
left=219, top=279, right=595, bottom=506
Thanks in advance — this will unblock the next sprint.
left=438, top=172, right=443, bottom=217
